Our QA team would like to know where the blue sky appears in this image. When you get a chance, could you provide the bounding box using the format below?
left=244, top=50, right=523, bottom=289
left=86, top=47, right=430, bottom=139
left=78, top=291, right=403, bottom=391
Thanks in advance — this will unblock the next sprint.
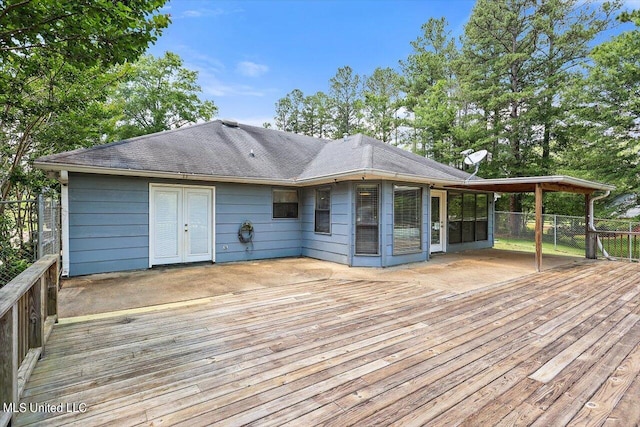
left=148, top=0, right=640, bottom=127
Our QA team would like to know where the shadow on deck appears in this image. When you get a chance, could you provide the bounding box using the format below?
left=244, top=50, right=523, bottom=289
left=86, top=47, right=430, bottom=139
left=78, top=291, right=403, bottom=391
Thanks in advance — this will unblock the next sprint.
left=13, top=260, right=640, bottom=426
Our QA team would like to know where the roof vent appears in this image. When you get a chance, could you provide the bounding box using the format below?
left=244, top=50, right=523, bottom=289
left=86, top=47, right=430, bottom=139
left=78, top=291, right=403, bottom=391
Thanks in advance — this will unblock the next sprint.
left=222, top=119, right=239, bottom=128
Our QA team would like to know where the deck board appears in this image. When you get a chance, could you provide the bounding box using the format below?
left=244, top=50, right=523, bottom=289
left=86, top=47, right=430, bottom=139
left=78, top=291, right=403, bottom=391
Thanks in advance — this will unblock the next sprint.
left=12, top=260, right=640, bottom=426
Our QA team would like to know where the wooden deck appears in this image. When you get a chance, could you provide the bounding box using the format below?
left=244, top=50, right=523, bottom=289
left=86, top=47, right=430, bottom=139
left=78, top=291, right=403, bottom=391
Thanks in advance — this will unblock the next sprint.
left=13, top=261, right=640, bottom=426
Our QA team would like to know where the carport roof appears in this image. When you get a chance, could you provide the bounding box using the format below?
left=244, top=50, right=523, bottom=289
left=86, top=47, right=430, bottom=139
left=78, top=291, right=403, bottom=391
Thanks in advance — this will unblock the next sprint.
left=447, top=175, right=615, bottom=194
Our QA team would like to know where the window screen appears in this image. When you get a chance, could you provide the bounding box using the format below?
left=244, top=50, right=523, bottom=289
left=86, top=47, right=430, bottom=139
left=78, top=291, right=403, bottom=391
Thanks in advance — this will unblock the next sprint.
left=476, top=194, right=489, bottom=241
left=448, top=192, right=463, bottom=244
left=273, top=189, right=299, bottom=219
left=462, top=193, right=476, bottom=242
left=315, top=188, right=331, bottom=234
left=393, top=186, right=422, bottom=254
left=355, top=184, right=379, bottom=255
left=448, top=191, right=489, bottom=244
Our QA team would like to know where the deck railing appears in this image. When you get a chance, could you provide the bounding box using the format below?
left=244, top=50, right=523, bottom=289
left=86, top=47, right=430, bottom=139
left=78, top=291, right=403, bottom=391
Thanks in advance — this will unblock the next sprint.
left=0, top=254, right=58, bottom=427
left=594, top=231, right=640, bottom=262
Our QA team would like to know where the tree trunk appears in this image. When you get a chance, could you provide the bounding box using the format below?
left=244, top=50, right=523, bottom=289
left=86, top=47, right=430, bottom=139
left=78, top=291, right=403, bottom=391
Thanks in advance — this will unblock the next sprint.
left=509, top=193, right=523, bottom=235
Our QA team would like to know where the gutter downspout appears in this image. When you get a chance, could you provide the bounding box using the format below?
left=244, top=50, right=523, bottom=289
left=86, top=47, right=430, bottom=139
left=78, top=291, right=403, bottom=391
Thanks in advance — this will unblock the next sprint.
left=589, top=190, right=612, bottom=259
left=59, top=170, right=70, bottom=276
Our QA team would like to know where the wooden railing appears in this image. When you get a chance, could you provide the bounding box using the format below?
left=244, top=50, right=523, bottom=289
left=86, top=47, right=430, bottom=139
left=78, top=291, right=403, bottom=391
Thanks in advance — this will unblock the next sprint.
left=1, top=255, right=58, bottom=427
left=594, top=231, right=640, bottom=262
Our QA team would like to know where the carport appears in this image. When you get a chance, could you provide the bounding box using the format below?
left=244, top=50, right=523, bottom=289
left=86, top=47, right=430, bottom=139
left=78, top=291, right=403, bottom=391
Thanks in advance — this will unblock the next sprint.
left=448, top=175, right=615, bottom=272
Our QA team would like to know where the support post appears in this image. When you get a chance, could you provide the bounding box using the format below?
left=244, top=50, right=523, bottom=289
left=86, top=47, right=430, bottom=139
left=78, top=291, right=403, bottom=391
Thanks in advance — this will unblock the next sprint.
left=60, top=171, right=69, bottom=276
left=37, top=193, right=44, bottom=259
left=630, top=222, right=633, bottom=262
left=27, top=279, right=42, bottom=350
left=585, top=193, right=597, bottom=259
left=46, top=262, right=58, bottom=319
left=535, top=184, right=543, bottom=272
left=0, top=305, right=18, bottom=427
left=553, top=215, right=557, bottom=250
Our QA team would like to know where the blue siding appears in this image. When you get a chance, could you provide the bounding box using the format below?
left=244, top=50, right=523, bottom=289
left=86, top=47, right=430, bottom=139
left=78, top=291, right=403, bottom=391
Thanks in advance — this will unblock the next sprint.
left=68, top=174, right=149, bottom=276
left=67, top=173, right=496, bottom=276
left=214, top=184, right=302, bottom=263
left=68, top=174, right=304, bottom=276
left=300, top=183, right=350, bottom=265
left=349, top=181, right=431, bottom=268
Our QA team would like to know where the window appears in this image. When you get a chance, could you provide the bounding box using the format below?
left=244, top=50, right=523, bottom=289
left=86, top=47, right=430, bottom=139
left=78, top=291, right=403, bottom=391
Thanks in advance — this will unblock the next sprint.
left=393, top=186, right=422, bottom=254
left=448, top=192, right=489, bottom=244
left=462, top=193, right=476, bottom=242
left=476, top=194, right=489, bottom=241
left=315, top=188, right=331, bottom=234
left=355, top=184, right=379, bottom=255
left=448, top=192, right=463, bottom=244
left=273, top=189, right=298, bottom=219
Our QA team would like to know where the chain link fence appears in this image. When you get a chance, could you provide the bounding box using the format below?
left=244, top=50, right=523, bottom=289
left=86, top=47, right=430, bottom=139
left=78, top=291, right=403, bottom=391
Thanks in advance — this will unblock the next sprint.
left=0, top=193, right=60, bottom=288
left=495, top=211, right=640, bottom=259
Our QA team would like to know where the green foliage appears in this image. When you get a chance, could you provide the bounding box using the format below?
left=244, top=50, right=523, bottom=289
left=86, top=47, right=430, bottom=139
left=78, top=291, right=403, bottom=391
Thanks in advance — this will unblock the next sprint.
left=106, top=52, right=218, bottom=140
left=400, top=18, right=460, bottom=158
left=271, top=0, right=633, bottom=217
left=0, top=0, right=169, bottom=67
left=363, top=67, right=402, bottom=143
left=274, top=89, right=304, bottom=134
left=413, top=79, right=456, bottom=159
left=0, top=0, right=170, bottom=204
left=400, top=17, right=458, bottom=110
left=274, top=67, right=402, bottom=141
left=301, top=92, right=332, bottom=138
left=561, top=9, right=640, bottom=204
left=0, top=202, right=37, bottom=286
left=329, top=66, right=364, bottom=139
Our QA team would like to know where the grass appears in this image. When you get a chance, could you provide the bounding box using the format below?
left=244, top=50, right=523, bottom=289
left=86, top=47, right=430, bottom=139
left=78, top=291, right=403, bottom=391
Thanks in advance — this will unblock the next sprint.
left=494, top=236, right=585, bottom=257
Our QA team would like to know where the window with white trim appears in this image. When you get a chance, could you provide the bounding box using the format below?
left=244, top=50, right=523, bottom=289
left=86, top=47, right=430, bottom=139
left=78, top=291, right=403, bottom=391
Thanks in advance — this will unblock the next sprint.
left=355, top=184, right=379, bottom=255
left=393, top=186, right=422, bottom=254
left=315, top=188, right=331, bottom=234
left=273, top=189, right=299, bottom=219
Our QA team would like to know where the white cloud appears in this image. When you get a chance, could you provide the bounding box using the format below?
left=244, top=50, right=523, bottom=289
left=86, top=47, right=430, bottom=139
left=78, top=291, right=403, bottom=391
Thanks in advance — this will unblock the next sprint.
left=236, top=61, right=269, bottom=78
left=182, top=10, right=204, bottom=17
left=195, top=68, right=267, bottom=97
left=181, top=49, right=226, bottom=74
left=177, top=7, right=243, bottom=19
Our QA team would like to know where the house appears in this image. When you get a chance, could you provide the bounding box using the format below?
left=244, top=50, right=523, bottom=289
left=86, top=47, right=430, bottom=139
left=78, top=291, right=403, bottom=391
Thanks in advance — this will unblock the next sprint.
left=34, top=120, right=613, bottom=276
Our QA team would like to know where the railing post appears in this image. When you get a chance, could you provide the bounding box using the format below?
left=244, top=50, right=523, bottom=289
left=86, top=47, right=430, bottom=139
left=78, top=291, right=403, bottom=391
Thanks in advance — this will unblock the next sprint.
left=27, top=278, right=43, bottom=351
left=46, top=261, right=59, bottom=320
left=554, top=214, right=557, bottom=250
left=585, top=194, right=597, bottom=259
left=0, top=304, right=18, bottom=427
left=37, top=193, right=44, bottom=259
left=629, top=223, right=633, bottom=262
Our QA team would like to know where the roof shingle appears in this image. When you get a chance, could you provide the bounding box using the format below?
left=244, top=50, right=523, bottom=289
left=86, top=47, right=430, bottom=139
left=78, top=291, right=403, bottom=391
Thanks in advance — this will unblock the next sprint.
left=35, top=120, right=474, bottom=184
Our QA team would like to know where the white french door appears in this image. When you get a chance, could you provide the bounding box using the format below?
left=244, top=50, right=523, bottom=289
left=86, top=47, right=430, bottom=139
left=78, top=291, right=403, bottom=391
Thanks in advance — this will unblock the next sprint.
left=150, top=184, right=214, bottom=266
left=430, top=190, right=447, bottom=253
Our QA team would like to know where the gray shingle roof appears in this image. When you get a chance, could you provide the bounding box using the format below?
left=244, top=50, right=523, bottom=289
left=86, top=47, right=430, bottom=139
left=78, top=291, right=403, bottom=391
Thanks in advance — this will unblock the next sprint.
left=35, top=120, right=474, bottom=184
left=298, top=134, right=471, bottom=182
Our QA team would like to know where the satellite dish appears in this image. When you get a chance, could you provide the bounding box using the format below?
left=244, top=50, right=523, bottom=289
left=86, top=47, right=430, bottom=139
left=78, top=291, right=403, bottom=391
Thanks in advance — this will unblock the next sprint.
left=460, top=148, right=489, bottom=182
left=464, top=149, right=488, bottom=166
